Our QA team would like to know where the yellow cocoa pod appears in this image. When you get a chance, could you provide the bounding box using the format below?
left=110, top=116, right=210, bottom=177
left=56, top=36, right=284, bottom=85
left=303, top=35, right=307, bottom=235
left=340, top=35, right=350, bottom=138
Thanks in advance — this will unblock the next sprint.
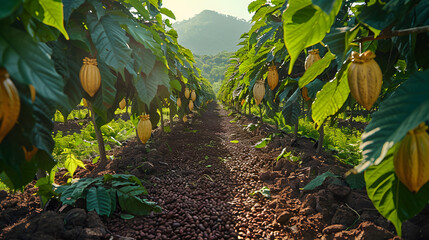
left=347, top=50, right=382, bottom=110
left=189, top=100, right=194, bottom=111
left=184, top=88, right=190, bottom=99
left=183, top=115, right=188, bottom=123
left=29, top=85, right=36, bottom=103
left=191, top=90, right=196, bottom=101
left=137, top=114, right=152, bottom=144
left=0, top=68, right=20, bottom=143
left=394, top=123, right=429, bottom=193
left=177, top=97, right=182, bottom=107
left=119, top=98, right=126, bottom=110
left=267, top=65, right=279, bottom=90
left=79, top=57, right=101, bottom=97
left=22, top=146, right=38, bottom=162
left=305, top=49, right=321, bottom=70
left=301, top=87, right=311, bottom=101
left=253, top=80, right=265, bottom=106
left=241, top=99, right=245, bottom=106
left=82, top=98, right=88, bottom=107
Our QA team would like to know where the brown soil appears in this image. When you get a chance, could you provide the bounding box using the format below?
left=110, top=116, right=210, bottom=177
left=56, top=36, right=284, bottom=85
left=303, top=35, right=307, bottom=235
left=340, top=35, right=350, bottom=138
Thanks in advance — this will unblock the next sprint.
left=0, top=102, right=424, bottom=239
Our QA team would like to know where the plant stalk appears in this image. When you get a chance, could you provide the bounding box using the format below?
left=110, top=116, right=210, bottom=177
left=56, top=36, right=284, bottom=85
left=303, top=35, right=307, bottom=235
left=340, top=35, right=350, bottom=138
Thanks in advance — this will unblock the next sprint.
left=317, top=124, right=324, bottom=154
left=88, top=102, right=108, bottom=172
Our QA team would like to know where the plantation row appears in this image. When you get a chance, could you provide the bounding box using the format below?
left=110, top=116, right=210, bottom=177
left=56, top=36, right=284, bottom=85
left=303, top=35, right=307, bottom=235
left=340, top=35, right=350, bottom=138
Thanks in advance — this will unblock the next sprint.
left=217, top=0, right=429, bottom=235
left=0, top=0, right=215, bottom=193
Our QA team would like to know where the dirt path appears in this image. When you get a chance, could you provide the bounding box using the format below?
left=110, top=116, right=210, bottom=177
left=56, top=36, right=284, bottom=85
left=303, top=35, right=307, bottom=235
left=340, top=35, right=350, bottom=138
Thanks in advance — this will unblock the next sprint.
left=1, top=102, right=406, bottom=240
left=104, top=103, right=284, bottom=239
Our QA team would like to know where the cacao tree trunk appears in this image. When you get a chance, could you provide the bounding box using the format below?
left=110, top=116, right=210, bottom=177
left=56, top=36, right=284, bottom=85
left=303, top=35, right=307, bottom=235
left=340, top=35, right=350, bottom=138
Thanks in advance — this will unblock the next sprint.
left=160, top=101, right=164, bottom=133
left=317, top=124, right=324, bottom=154
left=169, top=105, right=174, bottom=129
left=88, top=102, right=108, bottom=174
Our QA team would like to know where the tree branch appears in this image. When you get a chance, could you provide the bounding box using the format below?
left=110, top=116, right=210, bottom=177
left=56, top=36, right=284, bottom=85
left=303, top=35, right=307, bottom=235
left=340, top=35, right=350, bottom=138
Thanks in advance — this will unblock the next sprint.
left=353, top=25, right=429, bottom=43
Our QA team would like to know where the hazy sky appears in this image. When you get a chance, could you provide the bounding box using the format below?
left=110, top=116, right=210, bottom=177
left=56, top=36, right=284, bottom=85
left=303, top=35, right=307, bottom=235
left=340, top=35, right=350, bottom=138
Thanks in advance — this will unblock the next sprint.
left=162, top=0, right=253, bottom=22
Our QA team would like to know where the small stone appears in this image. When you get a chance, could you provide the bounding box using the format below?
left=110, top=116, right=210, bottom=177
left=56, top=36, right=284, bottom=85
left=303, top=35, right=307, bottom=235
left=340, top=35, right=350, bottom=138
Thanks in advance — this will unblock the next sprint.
left=172, top=222, right=181, bottom=227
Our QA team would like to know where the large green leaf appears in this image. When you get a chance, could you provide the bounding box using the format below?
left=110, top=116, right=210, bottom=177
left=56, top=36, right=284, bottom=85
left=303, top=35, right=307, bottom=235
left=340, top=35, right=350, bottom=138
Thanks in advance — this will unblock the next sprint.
left=117, top=191, right=162, bottom=216
left=24, top=0, right=69, bottom=39
left=0, top=26, right=69, bottom=109
left=86, top=186, right=112, bottom=216
left=357, top=0, right=417, bottom=31
left=134, top=61, right=170, bottom=105
left=281, top=89, right=301, bottom=126
left=283, top=0, right=341, bottom=74
left=87, top=14, right=132, bottom=73
left=312, top=64, right=350, bottom=127
left=357, top=70, right=429, bottom=172
left=299, top=51, right=335, bottom=88
left=63, top=0, right=85, bottom=22
left=365, top=146, right=429, bottom=236
left=0, top=0, right=22, bottom=19
left=59, top=178, right=99, bottom=205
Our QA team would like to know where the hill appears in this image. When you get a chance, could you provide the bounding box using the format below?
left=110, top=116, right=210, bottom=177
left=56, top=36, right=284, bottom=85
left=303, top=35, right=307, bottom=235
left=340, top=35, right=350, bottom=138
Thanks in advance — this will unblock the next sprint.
left=194, top=52, right=233, bottom=94
left=173, top=10, right=250, bottom=55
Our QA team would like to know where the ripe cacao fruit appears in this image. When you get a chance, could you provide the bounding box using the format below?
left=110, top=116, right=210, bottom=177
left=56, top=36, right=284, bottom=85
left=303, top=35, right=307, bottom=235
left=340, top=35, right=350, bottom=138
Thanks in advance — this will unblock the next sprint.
left=183, top=115, right=188, bottom=122
left=184, top=88, right=190, bottom=99
left=29, top=85, right=36, bottom=103
left=191, top=90, right=196, bottom=101
left=119, top=98, right=126, bottom=110
left=253, top=80, right=265, bottom=106
left=305, top=49, right=321, bottom=70
left=347, top=50, right=382, bottom=110
left=177, top=97, right=182, bottom=107
left=394, top=123, right=429, bottom=193
left=137, top=114, right=152, bottom=144
left=301, top=87, right=311, bottom=101
left=82, top=98, right=88, bottom=107
left=0, top=68, right=20, bottom=143
left=189, top=100, right=194, bottom=111
left=241, top=99, right=245, bottom=106
left=267, top=65, right=279, bottom=90
left=79, top=57, right=101, bottom=97
left=22, top=146, right=38, bottom=162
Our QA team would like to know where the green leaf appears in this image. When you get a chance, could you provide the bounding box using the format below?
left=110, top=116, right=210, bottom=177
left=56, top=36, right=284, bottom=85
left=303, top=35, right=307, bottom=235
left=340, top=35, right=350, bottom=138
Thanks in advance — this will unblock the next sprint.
left=303, top=171, right=337, bottom=190
left=283, top=0, right=341, bottom=73
left=357, top=70, right=429, bottom=172
left=312, top=0, right=337, bottom=14
left=160, top=8, right=175, bottom=19
left=86, top=186, right=112, bottom=216
left=299, top=51, right=336, bottom=88
left=120, top=18, right=163, bottom=57
left=346, top=172, right=365, bottom=190
left=169, top=79, right=182, bottom=91
left=0, top=0, right=21, bottom=19
left=117, top=191, right=161, bottom=216
left=312, top=64, right=350, bottom=127
left=129, top=0, right=150, bottom=19
left=230, top=140, right=239, bottom=144
left=24, top=0, right=69, bottom=39
left=92, top=59, right=117, bottom=124
left=63, top=148, right=86, bottom=178
left=63, top=0, right=85, bottom=22
left=276, top=148, right=292, bottom=161
left=87, top=14, right=132, bottom=73
left=254, top=137, right=272, bottom=148
left=120, top=213, right=135, bottom=219
left=135, top=62, right=169, bottom=105
left=365, top=146, right=429, bottom=236
left=0, top=26, right=69, bottom=109
left=59, top=178, right=99, bottom=205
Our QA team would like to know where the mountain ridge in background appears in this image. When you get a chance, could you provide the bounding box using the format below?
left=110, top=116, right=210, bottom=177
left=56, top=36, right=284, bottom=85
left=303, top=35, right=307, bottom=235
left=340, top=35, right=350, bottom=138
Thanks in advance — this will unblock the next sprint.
left=173, top=10, right=251, bottom=55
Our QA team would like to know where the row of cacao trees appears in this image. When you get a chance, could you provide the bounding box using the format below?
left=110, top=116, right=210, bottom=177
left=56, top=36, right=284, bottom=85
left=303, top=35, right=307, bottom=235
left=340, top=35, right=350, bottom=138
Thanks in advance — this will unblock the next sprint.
left=218, top=0, right=429, bottom=235
left=0, top=0, right=214, bottom=190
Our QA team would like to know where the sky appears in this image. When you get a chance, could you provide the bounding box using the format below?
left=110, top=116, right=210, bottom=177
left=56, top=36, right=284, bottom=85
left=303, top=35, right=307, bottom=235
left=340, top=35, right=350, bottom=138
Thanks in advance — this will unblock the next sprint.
left=162, top=0, right=254, bottom=22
